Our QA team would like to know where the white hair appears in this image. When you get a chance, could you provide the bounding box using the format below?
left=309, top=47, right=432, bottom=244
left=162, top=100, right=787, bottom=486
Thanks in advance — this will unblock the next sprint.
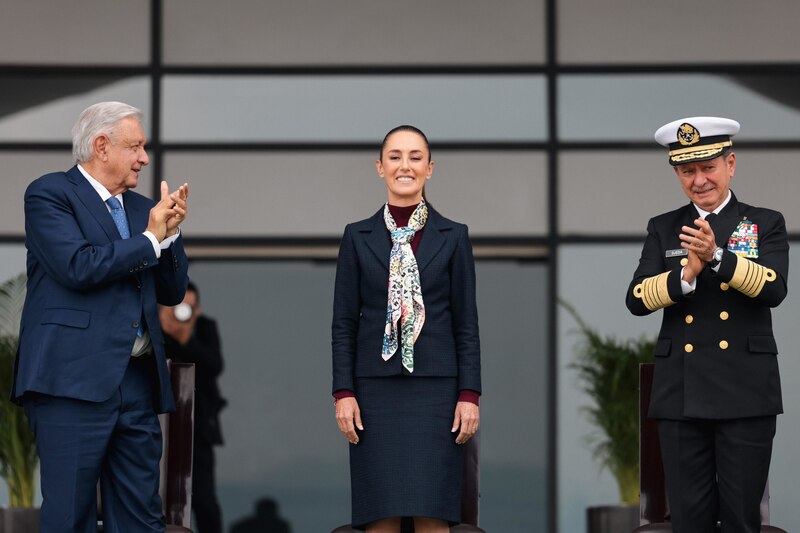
left=71, top=102, right=143, bottom=163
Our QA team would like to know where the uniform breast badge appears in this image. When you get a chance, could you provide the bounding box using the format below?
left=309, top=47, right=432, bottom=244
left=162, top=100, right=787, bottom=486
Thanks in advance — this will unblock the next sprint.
left=728, top=217, right=758, bottom=258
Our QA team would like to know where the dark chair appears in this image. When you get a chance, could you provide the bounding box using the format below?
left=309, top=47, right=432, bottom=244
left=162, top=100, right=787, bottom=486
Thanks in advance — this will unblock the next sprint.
left=161, top=361, right=196, bottom=532
left=331, top=430, right=486, bottom=533
left=98, top=361, right=196, bottom=533
left=633, top=363, right=785, bottom=533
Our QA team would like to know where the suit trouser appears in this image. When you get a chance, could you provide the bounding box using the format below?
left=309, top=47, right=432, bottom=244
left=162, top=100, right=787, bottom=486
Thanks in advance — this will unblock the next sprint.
left=657, top=416, right=776, bottom=533
left=23, top=354, right=165, bottom=533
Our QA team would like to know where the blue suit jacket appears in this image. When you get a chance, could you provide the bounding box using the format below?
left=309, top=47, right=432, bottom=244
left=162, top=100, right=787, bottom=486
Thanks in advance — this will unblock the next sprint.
left=12, top=166, right=188, bottom=413
left=331, top=207, right=481, bottom=394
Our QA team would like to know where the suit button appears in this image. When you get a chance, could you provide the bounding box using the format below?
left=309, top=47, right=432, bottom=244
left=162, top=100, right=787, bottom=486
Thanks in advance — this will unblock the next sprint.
left=680, top=258, right=688, bottom=266
left=129, top=268, right=134, bottom=273
left=720, top=282, right=730, bottom=291
left=685, top=315, right=693, bottom=324
left=719, top=340, right=729, bottom=350
left=143, top=260, right=148, bottom=266
left=685, top=343, right=693, bottom=353
left=720, top=311, right=729, bottom=320
left=132, top=321, right=139, bottom=329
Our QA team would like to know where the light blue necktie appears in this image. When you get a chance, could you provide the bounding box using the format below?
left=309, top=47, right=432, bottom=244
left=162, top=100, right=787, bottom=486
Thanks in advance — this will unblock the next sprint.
left=106, top=197, right=142, bottom=337
left=106, top=197, right=130, bottom=239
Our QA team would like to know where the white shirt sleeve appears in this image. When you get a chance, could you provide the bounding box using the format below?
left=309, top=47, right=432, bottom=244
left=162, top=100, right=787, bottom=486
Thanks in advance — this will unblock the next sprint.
left=680, top=267, right=696, bottom=295
left=142, top=228, right=180, bottom=258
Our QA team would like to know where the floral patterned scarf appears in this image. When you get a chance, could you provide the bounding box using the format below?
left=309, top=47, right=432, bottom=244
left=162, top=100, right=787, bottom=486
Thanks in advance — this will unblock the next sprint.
left=381, top=200, right=428, bottom=372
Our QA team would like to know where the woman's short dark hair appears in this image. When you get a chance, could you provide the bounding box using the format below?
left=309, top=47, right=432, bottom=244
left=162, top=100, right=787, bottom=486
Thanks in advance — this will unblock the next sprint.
left=379, top=125, right=431, bottom=162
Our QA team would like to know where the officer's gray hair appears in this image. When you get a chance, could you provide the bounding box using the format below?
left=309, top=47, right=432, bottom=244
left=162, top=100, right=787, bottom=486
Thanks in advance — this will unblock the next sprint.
left=71, top=102, right=143, bottom=164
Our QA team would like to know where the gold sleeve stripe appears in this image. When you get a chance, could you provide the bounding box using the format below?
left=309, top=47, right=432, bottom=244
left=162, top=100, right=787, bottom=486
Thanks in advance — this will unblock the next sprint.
left=729, top=255, right=777, bottom=298
left=633, top=272, right=674, bottom=311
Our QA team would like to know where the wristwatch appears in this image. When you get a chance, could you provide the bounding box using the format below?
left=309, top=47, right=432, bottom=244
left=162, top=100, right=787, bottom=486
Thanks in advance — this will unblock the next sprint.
left=708, top=247, right=724, bottom=269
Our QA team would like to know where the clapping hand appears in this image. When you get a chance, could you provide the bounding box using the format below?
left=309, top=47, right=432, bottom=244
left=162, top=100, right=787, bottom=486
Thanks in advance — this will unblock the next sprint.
left=146, top=181, right=189, bottom=241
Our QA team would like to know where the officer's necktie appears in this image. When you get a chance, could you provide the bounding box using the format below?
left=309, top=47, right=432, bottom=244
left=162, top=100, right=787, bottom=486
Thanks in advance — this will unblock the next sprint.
left=106, top=197, right=142, bottom=337
left=704, top=212, right=717, bottom=224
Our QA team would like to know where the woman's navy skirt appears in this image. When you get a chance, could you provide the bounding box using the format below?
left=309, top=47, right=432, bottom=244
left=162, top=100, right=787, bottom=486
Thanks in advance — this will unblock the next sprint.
left=350, top=376, right=463, bottom=529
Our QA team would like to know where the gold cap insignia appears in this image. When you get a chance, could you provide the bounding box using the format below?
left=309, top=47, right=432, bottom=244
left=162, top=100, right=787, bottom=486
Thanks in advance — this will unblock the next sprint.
left=677, top=123, right=700, bottom=146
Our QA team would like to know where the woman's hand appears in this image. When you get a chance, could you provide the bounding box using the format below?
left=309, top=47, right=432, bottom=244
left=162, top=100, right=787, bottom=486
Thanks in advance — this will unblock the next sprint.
left=452, top=401, right=480, bottom=444
left=335, top=397, right=363, bottom=445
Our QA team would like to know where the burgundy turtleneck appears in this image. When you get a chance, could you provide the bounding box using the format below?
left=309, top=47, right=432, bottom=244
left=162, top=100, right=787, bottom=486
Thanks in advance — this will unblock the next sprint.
left=387, top=203, right=425, bottom=253
left=333, top=202, right=480, bottom=406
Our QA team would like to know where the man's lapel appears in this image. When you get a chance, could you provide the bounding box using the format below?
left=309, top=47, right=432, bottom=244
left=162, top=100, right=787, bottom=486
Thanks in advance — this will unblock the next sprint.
left=67, top=166, right=122, bottom=241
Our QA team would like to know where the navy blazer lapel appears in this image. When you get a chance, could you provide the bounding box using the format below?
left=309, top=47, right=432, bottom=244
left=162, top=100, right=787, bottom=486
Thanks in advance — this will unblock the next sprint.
left=67, top=166, right=122, bottom=241
left=364, top=209, right=391, bottom=272
left=415, top=210, right=448, bottom=274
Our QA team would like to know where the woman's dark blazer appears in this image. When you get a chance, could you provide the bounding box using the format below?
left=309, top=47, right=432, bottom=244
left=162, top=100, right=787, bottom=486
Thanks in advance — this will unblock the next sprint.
left=332, top=207, right=481, bottom=395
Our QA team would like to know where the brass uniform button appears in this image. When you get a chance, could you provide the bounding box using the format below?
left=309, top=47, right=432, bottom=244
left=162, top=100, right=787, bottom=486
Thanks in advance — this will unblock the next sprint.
left=719, top=340, right=729, bottom=350
left=680, top=258, right=688, bottom=266
left=685, top=315, right=694, bottom=324
left=720, top=282, right=730, bottom=291
left=685, top=343, right=693, bottom=353
left=720, top=311, right=729, bottom=320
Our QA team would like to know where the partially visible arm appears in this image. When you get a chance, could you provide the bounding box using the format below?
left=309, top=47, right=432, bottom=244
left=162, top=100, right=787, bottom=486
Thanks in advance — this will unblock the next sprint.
left=450, top=225, right=481, bottom=394
left=626, top=218, right=688, bottom=316
left=153, top=238, right=189, bottom=306
left=331, top=225, right=364, bottom=445
left=331, top=225, right=361, bottom=393
left=714, top=211, right=789, bottom=307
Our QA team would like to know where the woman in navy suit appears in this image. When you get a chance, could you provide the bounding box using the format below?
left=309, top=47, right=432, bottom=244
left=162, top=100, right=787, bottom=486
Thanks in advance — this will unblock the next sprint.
left=332, top=125, right=481, bottom=532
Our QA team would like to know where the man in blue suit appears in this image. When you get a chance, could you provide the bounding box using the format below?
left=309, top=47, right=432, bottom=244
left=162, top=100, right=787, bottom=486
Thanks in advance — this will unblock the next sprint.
left=12, top=101, right=190, bottom=533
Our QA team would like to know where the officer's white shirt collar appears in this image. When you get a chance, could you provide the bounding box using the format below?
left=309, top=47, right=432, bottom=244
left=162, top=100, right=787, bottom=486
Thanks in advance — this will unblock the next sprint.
left=693, top=190, right=732, bottom=219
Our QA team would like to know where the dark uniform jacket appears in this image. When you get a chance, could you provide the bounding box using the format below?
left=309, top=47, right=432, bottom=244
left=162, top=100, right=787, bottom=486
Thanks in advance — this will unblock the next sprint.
left=626, top=192, right=788, bottom=420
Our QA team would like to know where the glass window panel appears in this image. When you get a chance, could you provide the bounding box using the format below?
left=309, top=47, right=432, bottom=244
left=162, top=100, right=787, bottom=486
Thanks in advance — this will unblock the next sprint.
left=559, top=74, right=800, bottom=142
left=0, top=1, right=148, bottom=64
left=187, top=258, right=548, bottom=531
left=0, top=152, right=154, bottom=236
left=557, top=244, right=663, bottom=533
left=558, top=0, right=800, bottom=64
left=163, top=0, right=545, bottom=65
left=476, top=260, right=548, bottom=531
left=559, top=151, right=683, bottom=236
left=161, top=75, right=546, bottom=142
left=164, top=151, right=547, bottom=237
left=769, top=246, right=800, bottom=529
left=0, top=77, right=151, bottom=142
left=719, top=150, right=800, bottom=234
left=0, top=244, right=27, bottom=286
left=559, top=150, right=800, bottom=235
